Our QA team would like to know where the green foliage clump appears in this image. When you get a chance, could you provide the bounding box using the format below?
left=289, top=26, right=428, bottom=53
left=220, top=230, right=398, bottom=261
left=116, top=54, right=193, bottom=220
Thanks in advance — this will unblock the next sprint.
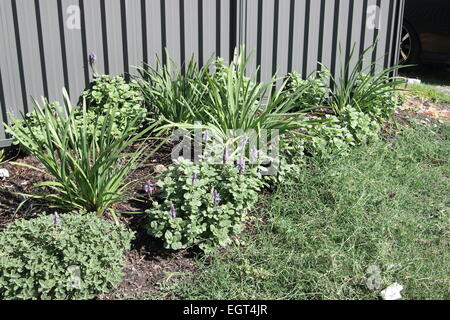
left=9, top=75, right=146, bottom=145
left=285, top=71, right=329, bottom=107
left=147, top=158, right=263, bottom=254
left=304, top=106, right=380, bottom=159
left=370, top=90, right=406, bottom=122
left=136, top=54, right=211, bottom=124
left=81, top=74, right=147, bottom=138
left=5, top=91, right=161, bottom=216
left=324, top=43, right=406, bottom=116
left=0, top=212, right=134, bottom=300
left=8, top=102, right=62, bottom=146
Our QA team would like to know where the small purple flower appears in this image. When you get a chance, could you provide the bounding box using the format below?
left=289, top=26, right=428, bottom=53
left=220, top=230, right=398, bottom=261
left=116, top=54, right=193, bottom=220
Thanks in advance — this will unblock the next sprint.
left=191, top=173, right=198, bottom=184
left=250, top=146, right=259, bottom=162
left=88, top=52, right=97, bottom=71
left=236, top=155, right=246, bottom=174
left=53, top=212, right=61, bottom=226
left=144, top=181, right=154, bottom=196
left=223, top=145, right=229, bottom=164
left=169, top=203, right=176, bottom=219
left=203, top=130, right=210, bottom=142
left=213, top=189, right=220, bottom=206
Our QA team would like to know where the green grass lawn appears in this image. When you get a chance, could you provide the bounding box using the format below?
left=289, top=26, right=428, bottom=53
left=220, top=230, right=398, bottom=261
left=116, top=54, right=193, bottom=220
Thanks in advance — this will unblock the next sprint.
left=155, top=121, right=449, bottom=300
left=407, top=83, right=450, bottom=104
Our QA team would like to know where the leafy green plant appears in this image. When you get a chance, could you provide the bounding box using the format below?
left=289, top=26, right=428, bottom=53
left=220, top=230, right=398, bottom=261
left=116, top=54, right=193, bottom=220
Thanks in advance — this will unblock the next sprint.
left=147, top=158, right=263, bottom=254
left=303, top=106, right=380, bottom=159
left=8, top=102, right=62, bottom=146
left=0, top=211, right=134, bottom=300
left=81, top=74, right=147, bottom=138
left=174, top=49, right=321, bottom=143
left=324, top=43, right=407, bottom=116
left=136, top=52, right=213, bottom=124
left=5, top=90, right=162, bottom=216
left=9, top=75, right=146, bottom=145
left=285, top=71, right=329, bottom=108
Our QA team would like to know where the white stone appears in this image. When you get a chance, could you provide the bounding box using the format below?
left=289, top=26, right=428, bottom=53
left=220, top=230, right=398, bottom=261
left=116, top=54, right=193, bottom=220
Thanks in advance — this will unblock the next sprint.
left=406, top=78, right=421, bottom=85
left=380, top=283, right=404, bottom=300
left=0, top=168, right=9, bottom=178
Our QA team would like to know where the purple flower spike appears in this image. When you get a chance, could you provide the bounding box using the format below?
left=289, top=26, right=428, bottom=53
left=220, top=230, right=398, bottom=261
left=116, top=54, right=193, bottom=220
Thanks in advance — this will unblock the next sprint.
left=53, top=212, right=61, bottom=226
left=144, top=181, right=154, bottom=196
left=191, top=173, right=198, bottom=184
left=236, top=156, right=246, bottom=174
left=169, top=203, right=177, bottom=219
left=88, top=52, right=97, bottom=69
left=213, top=189, right=220, bottom=206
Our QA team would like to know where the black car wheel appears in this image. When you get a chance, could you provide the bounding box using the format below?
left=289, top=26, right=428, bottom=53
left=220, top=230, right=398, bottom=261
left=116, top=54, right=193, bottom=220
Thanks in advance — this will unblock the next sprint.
left=400, top=21, right=421, bottom=65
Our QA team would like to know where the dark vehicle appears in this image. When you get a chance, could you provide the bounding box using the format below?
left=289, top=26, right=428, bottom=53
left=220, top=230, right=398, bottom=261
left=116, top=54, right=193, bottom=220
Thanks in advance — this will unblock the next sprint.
left=401, top=0, right=450, bottom=65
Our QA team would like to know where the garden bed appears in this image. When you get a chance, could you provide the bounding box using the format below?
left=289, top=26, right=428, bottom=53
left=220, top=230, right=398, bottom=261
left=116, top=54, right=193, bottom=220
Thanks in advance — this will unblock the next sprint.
left=1, top=101, right=446, bottom=299
left=1, top=48, right=447, bottom=300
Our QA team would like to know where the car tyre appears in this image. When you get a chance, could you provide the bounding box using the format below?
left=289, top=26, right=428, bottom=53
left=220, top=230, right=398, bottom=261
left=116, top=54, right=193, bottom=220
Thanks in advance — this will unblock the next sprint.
left=400, top=21, right=421, bottom=65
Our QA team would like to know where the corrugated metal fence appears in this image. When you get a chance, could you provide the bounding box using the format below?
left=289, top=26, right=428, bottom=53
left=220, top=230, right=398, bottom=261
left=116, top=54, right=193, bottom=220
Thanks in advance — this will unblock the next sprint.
left=0, top=0, right=405, bottom=147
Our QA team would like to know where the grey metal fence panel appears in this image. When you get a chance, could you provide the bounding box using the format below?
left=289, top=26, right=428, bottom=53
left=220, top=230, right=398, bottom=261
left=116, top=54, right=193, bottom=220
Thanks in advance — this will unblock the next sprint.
left=0, top=0, right=405, bottom=147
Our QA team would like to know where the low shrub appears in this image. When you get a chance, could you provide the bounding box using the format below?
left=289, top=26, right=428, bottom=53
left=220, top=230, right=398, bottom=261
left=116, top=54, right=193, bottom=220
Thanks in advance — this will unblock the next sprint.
left=0, top=212, right=134, bottom=300
left=304, top=106, right=380, bottom=159
left=80, top=74, right=147, bottom=138
left=8, top=101, right=62, bottom=146
left=285, top=71, right=329, bottom=108
left=146, top=158, right=263, bottom=254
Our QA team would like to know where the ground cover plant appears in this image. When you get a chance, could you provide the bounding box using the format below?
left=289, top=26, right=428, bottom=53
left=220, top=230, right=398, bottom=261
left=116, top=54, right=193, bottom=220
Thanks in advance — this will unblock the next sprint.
left=147, top=158, right=263, bottom=253
left=0, top=211, right=134, bottom=300
left=154, top=121, right=450, bottom=300
left=285, top=71, right=329, bottom=108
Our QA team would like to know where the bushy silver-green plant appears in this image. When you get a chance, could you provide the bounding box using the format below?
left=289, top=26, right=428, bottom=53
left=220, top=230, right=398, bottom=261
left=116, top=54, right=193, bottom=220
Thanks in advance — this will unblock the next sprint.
left=81, top=74, right=147, bottom=137
left=303, top=106, right=380, bottom=159
left=0, top=212, right=134, bottom=300
left=146, top=158, right=263, bottom=254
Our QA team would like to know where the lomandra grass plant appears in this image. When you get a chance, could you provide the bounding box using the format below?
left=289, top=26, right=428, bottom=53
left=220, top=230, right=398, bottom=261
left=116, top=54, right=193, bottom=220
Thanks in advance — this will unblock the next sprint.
left=136, top=52, right=213, bottom=124
left=6, top=90, right=162, bottom=216
left=194, top=50, right=321, bottom=141
left=158, top=49, right=324, bottom=146
left=324, top=43, right=407, bottom=116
